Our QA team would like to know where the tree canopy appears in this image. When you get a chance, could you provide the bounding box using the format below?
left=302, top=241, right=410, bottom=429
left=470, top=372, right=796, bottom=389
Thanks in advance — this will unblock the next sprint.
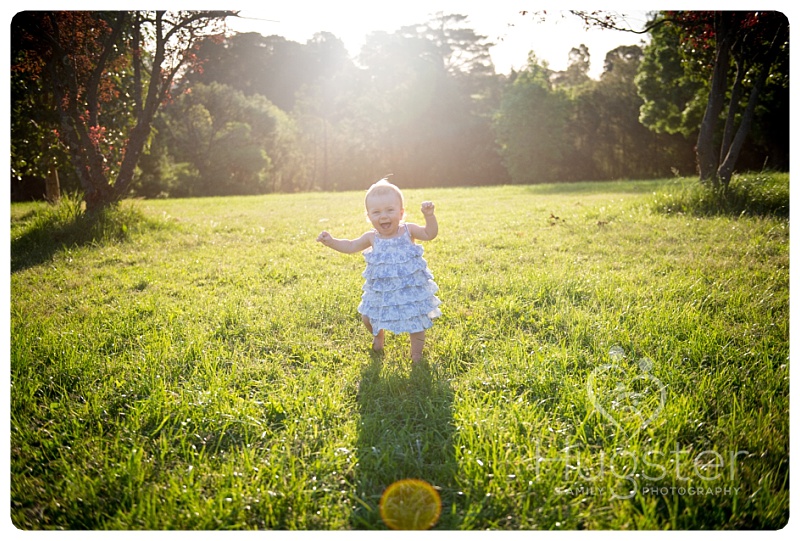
left=569, top=10, right=789, bottom=187
left=11, top=10, right=236, bottom=211
left=9, top=10, right=789, bottom=205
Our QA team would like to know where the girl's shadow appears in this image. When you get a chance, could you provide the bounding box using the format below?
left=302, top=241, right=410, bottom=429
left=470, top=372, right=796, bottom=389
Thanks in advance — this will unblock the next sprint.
left=352, top=354, right=457, bottom=529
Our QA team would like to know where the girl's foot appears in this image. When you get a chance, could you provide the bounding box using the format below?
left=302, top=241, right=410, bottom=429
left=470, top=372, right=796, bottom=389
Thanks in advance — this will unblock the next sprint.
left=372, top=329, right=385, bottom=352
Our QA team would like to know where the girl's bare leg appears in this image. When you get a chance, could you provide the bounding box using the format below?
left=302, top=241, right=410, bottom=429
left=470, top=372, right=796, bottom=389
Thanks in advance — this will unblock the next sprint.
left=410, top=330, right=426, bottom=363
left=362, top=315, right=384, bottom=352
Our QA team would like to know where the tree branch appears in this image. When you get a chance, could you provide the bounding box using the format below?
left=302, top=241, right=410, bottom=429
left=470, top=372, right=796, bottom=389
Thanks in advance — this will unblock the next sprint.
left=566, top=10, right=666, bottom=35
left=86, top=13, right=127, bottom=126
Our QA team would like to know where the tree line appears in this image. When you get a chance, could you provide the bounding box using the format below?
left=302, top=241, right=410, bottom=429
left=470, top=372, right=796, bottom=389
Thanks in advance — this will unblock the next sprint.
left=10, top=11, right=789, bottom=206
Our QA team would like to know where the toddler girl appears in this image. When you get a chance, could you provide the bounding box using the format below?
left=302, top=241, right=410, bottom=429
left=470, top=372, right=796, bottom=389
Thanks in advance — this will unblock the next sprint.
left=316, top=178, right=441, bottom=362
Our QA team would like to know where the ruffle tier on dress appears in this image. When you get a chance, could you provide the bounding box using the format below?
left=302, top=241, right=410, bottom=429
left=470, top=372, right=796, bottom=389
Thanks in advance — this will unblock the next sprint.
left=357, top=229, right=441, bottom=335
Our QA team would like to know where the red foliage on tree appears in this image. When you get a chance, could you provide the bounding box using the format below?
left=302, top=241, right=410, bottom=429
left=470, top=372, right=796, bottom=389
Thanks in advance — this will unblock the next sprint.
left=12, top=10, right=237, bottom=212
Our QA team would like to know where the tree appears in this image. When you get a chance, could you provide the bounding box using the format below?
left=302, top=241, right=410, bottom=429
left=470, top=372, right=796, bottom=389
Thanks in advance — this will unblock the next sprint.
left=493, top=55, right=572, bottom=184
left=563, top=10, right=789, bottom=188
left=578, top=45, right=694, bottom=179
left=355, top=14, right=506, bottom=187
left=671, top=12, right=788, bottom=187
left=154, top=82, right=297, bottom=196
left=551, top=44, right=592, bottom=88
left=396, top=12, right=496, bottom=77
left=635, top=18, right=704, bottom=138
left=184, top=31, right=352, bottom=112
left=184, top=30, right=364, bottom=190
left=292, top=64, right=374, bottom=191
left=11, top=10, right=236, bottom=213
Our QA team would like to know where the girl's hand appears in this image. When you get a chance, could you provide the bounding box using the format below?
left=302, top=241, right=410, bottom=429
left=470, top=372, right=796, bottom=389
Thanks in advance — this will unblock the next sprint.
left=421, top=201, right=435, bottom=216
left=317, top=231, right=333, bottom=246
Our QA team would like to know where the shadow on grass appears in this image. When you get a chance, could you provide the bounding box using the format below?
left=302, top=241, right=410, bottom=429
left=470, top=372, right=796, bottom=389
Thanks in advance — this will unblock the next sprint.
left=11, top=199, right=157, bottom=273
left=352, top=354, right=457, bottom=530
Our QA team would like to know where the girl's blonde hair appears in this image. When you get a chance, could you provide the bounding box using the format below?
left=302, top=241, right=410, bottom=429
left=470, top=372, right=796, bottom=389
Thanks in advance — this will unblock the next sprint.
left=365, top=177, right=405, bottom=212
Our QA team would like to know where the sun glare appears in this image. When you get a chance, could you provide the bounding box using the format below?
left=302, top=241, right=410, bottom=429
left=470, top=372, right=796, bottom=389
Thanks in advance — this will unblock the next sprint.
left=228, top=3, right=650, bottom=78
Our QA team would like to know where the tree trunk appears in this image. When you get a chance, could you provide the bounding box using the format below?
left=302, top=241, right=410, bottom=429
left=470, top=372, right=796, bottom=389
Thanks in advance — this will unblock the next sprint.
left=111, top=12, right=168, bottom=204
left=719, top=57, right=744, bottom=171
left=697, top=13, right=787, bottom=191
left=45, top=168, right=60, bottom=204
left=717, top=47, right=783, bottom=187
left=695, top=15, right=733, bottom=187
left=716, top=84, right=759, bottom=188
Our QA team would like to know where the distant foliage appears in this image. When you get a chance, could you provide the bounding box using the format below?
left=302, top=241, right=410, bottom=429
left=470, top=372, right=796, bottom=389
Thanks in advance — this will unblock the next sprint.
left=10, top=11, right=789, bottom=200
left=493, top=57, right=572, bottom=184
left=494, top=49, right=695, bottom=184
left=137, top=82, right=301, bottom=197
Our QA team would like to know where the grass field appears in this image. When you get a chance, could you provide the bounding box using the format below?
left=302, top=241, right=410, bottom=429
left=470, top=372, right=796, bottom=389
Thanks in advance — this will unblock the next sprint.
left=9, top=176, right=789, bottom=529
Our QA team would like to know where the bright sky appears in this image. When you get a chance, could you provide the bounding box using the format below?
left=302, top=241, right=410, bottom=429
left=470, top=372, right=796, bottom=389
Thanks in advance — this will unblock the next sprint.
left=226, top=2, right=653, bottom=79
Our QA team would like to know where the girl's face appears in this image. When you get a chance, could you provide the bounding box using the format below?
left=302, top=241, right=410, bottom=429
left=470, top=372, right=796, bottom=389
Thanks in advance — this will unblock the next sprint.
left=366, top=191, right=404, bottom=236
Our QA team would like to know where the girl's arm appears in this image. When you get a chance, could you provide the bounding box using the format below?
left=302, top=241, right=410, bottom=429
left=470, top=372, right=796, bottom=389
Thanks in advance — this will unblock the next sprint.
left=407, top=201, right=438, bottom=241
left=316, top=230, right=373, bottom=254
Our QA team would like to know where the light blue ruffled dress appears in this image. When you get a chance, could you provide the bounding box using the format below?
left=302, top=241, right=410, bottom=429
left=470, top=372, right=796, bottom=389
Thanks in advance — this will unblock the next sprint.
left=358, top=224, right=441, bottom=335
